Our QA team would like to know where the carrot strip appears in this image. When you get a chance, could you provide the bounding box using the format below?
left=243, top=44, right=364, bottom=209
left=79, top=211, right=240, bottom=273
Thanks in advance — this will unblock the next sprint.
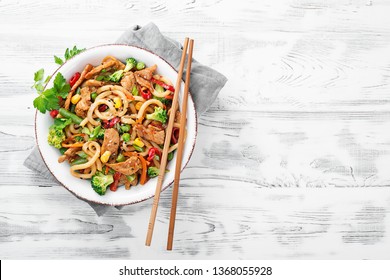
left=61, top=142, right=84, bottom=148
left=138, top=155, right=148, bottom=185
left=61, top=134, right=86, bottom=148
left=123, top=151, right=138, bottom=157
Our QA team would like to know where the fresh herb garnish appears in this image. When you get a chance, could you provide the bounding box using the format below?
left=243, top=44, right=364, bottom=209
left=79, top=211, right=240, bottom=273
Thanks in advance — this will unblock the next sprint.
left=33, top=72, right=70, bottom=113
left=54, top=45, right=86, bottom=65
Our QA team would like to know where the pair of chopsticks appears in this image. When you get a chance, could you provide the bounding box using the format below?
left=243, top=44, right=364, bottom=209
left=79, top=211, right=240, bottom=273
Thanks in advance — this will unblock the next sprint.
left=145, top=37, right=194, bottom=250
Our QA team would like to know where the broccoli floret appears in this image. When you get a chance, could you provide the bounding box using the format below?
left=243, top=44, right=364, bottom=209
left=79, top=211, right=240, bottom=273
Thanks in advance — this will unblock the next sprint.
left=124, top=58, right=137, bottom=72
left=48, top=126, right=66, bottom=149
left=147, top=167, right=160, bottom=178
left=146, top=107, right=167, bottom=124
left=154, top=96, right=172, bottom=106
left=89, top=125, right=105, bottom=140
left=91, top=171, right=114, bottom=196
left=108, top=70, right=124, bottom=82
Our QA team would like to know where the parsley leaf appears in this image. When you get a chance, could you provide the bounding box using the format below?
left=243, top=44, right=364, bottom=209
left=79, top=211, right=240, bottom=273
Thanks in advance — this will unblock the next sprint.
left=54, top=55, right=64, bottom=65
left=55, top=45, right=86, bottom=65
left=33, top=88, right=59, bottom=113
left=34, top=69, right=44, bottom=82
left=33, top=73, right=70, bottom=113
left=33, top=95, right=48, bottom=114
left=53, top=72, right=71, bottom=98
left=64, top=45, right=86, bottom=61
left=53, top=118, right=72, bottom=130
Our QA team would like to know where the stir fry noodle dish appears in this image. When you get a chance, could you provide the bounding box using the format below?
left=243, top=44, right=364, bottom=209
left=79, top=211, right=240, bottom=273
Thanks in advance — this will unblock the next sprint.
left=35, top=55, right=182, bottom=196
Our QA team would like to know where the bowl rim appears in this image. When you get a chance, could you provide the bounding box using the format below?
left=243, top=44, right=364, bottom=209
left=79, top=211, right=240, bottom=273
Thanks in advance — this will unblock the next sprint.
left=34, top=43, right=198, bottom=206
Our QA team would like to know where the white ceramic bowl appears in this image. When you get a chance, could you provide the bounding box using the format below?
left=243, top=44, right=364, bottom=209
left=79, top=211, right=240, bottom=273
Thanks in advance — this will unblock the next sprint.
left=35, top=44, right=197, bottom=206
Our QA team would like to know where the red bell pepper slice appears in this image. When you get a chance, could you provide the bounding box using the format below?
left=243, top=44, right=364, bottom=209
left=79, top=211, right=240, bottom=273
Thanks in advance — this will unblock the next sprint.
left=110, top=172, right=121, bottom=192
left=151, top=77, right=175, bottom=92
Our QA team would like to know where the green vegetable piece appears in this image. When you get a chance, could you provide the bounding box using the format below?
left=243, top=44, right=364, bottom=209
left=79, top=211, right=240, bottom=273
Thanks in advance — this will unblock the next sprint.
left=96, top=75, right=104, bottom=81
left=120, top=124, right=131, bottom=133
left=47, top=117, right=73, bottom=149
left=53, top=72, right=71, bottom=98
left=136, top=62, right=145, bottom=70
left=101, top=69, right=107, bottom=73
left=155, top=84, right=164, bottom=93
left=34, top=69, right=44, bottom=82
left=82, top=127, right=90, bottom=135
left=71, top=158, right=88, bottom=166
left=33, top=72, right=71, bottom=113
left=76, top=151, right=88, bottom=158
left=108, top=70, right=124, bottom=82
left=34, top=83, right=44, bottom=92
left=147, top=167, right=159, bottom=178
left=154, top=96, right=171, bottom=105
left=89, top=125, right=104, bottom=140
left=91, top=171, right=114, bottom=196
left=124, top=57, right=137, bottom=72
left=54, top=55, right=64, bottom=65
left=116, top=154, right=126, bottom=162
left=53, top=118, right=72, bottom=130
left=122, top=133, right=130, bottom=142
left=64, top=45, right=86, bottom=61
left=48, top=126, right=66, bottom=149
left=91, top=92, right=98, bottom=101
left=133, top=144, right=144, bottom=152
left=146, top=107, right=167, bottom=124
left=59, top=147, right=68, bottom=155
left=59, top=108, right=83, bottom=125
left=126, top=174, right=136, bottom=182
left=132, top=86, right=139, bottom=96
left=167, top=152, right=174, bottom=161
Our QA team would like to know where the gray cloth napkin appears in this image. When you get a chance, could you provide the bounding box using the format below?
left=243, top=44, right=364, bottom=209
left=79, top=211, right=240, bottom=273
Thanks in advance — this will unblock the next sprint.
left=24, top=22, right=227, bottom=216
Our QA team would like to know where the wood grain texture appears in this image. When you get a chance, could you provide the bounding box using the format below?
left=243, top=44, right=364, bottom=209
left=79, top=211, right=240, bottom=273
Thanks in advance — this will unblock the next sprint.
left=1, top=0, right=390, bottom=259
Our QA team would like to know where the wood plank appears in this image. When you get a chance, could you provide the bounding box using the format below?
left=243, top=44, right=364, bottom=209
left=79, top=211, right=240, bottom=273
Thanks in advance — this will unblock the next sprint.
left=1, top=185, right=389, bottom=259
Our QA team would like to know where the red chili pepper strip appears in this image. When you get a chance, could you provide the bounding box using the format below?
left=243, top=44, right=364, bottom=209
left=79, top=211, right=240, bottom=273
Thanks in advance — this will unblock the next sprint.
left=110, top=172, right=121, bottom=192
left=151, top=77, right=175, bottom=92
left=171, top=127, right=180, bottom=144
left=141, top=88, right=152, bottom=100
left=69, top=72, right=81, bottom=87
left=147, top=147, right=161, bottom=161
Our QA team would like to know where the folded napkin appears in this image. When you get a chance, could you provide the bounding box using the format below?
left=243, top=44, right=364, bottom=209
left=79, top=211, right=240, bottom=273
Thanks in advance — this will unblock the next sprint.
left=24, top=22, right=227, bottom=216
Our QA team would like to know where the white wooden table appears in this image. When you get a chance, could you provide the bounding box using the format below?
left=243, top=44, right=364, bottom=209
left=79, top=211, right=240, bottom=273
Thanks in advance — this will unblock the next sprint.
left=1, top=0, right=390, bottom=259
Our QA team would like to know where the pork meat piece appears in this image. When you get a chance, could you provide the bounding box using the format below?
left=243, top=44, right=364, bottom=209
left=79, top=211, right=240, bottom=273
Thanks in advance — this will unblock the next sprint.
left=134, top=124, right=165, bottom=145
left=101, top=128, right=120, bottom=157
left=74, top=87, right=92, bottom=118
left=120, top=71, right=136, bottom=92
left=107, top=156, right=141, bottom=176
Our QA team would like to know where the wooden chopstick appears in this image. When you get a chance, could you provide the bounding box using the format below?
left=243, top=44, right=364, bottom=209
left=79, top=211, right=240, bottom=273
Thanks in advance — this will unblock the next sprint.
left=145, top=37, right=190, bottom=246
left=167, top=39, right=194, bottom=250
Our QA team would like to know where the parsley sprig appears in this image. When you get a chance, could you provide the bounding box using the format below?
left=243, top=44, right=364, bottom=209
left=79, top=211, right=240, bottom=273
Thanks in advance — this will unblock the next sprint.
left=33, top=45, right=86, bottom=114
left=32, top=71, right=70, bottom=113
left=54, top=45, right=86, bottom=65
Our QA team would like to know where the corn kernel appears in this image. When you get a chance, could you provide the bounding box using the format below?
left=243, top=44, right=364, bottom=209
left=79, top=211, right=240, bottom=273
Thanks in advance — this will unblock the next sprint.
left=133, top=138, right=144, bottom=148
left=113, top=97, right=122, bottom=108
left=135, top=102, right=143, bottom=111
left=100, top=151, right=111, bottom=163
left=71, top=94, right=81, bottom=104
